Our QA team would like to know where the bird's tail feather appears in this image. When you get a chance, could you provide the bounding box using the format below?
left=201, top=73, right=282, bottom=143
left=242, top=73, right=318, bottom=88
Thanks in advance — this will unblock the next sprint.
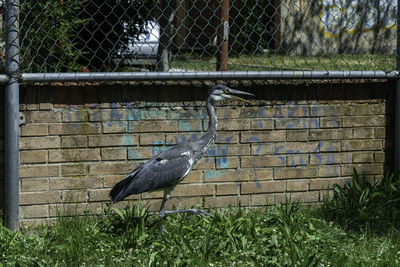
left=109, top=174, right=135, bottom=203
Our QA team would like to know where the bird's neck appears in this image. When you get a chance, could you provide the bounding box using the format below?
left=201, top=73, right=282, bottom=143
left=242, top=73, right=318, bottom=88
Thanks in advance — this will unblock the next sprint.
left=197, top=100, right=217, bottom=157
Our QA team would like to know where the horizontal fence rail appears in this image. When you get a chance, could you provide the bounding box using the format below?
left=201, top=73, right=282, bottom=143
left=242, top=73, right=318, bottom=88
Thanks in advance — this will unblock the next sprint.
left=19, top=71, right=400, bottom=83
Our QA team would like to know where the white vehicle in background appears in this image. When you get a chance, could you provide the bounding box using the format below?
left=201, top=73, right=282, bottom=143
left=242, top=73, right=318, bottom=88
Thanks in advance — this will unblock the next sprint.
left=116, top=20, right=159, bottom=69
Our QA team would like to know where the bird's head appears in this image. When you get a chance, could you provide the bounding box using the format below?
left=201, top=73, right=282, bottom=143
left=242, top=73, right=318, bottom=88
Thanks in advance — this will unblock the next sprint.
left=208, top=85, right=254, bottom=103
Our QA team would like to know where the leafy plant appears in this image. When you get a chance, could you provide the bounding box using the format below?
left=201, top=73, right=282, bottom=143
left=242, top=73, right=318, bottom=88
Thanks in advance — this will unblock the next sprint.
left=19, top=0, right=86, bottom=72
left=320, top=169, right=400, bottom=232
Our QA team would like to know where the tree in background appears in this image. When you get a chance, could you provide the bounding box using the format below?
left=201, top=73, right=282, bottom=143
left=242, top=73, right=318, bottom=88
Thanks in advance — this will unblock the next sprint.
left=74, top=0, right=156, bottom=71
left=20, top=0, right=85, bottom=72
left=19, top=0, right=156, bottom=72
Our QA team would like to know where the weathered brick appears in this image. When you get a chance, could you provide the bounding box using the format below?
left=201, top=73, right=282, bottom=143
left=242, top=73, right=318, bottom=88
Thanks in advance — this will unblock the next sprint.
left=274, top=167, right=318, bottom=179
left=309, top=153, right=350, bottom=165
left=274, top=191, right=320, bottom=203
left=374, top=127, right=386, bottom=138
left=102, top=121, right=129, bottom=133
left=215, top=132, right=239, bottom=144
left=341, top=164, right=384, bottom=176
left=20, top=150, right=47, bottom=164
left=216, top=119, right=250, bottom=131
left=26, top=104, right=39, bottom=111
left=129, top=120, right=178, bottom=132
left=310, top=129, right=352, bottom=140
left=127, top=147, right=153, bottom=160
left=62, top=136, right=87, bottom=148
left=309, top=177, right=348, bottom=190
left=275, top=118, right=316, bottom=130
left=103, top=175, right=126, bottom=187
left=203, top=169, right=251, bottom=183
left=20, top=205, right=49, bottom=219
left=179, top=120, right=203, bottom=131
left=61, top=190, right=88, bottom=202
left=26, top=111, right=61, bottom=123
left=62, top=110, right=89, bottom=122
left=374, top=152, right=385, bottom=163
left=20, top=136, right=60, bottom=150
left=241, top=131, right=286, bottom=143
left=320, top=117, right=341, bottom=128
left=88, top=134, right=138, bottom=147
left=205, top=195, right=250, bottom=208
left=193, top=157, right=215, bottom=170
left=89, top=162, right=134, bottom=175
left=273, top=142, right=319, bottom=154
left=251, top=194, right=274, bottom=206
left=181, top=170, right=203, bottom=184
left=216, top=183, right=239, bottom=195
left=21, top=178, right=48, bottom=192
left=21, top=124, right=48, bottom=136
left=206, top=144, right=251, bottom=157
left=49, top=123, right=101, bottom=135
left=250, top=143, right=273, bottom=155
left=286, top=130, right=309, bottom=141
left=241, top=181, right=286, bottom=194
left=215, top=156, right=239, bottom=169
left=60, top=164, right=87, bottom=176
left=20, top=191, right=62, bottom=205
left=287, top=180, right=309, bottom=191
left=49, top=203, right=103, bottom=217
left=342, top=140, right=382, bottom=151
left=251, top=168, right=273, bottom=181
left=216, top=108, right=241, bottom=118
left=318, top=165, right=341, bottom=177
left=345, top=104, right=376, bottom=116
left=319, top=141, right=341, bottom=152
left=352, top=152, right=374, bottom=163
left=50, top=177, right=102, bottom=190
left=166, top=133, right=201, bottom=145
left=39, top=103, right=52, bottom=110
left=241, top=155, right=284, bottom=168
left=102, top=148, right=127, bottom=160
left=89, top=189, right=128, bottom=202
left=140, top=133, right=165, bottom=145
left=49, top=149, right=100, bottom=162
left=353, top=128, right=374, bottom=139
left=343, top=116, right=385, bottom=127
left=20, top=165, right=59, bottom=178
left=171, top=184, right=214, bottom=197
left=250, top=119, right=274, bottom=130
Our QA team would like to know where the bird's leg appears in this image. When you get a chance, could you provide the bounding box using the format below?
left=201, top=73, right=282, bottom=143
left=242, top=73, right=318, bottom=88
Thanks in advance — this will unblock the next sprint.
left=159, top=186, right=174, bottom=236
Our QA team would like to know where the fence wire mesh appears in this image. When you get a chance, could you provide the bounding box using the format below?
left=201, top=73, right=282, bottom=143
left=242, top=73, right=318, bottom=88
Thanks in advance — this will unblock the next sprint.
left=7, top=0, right=399, bottom=77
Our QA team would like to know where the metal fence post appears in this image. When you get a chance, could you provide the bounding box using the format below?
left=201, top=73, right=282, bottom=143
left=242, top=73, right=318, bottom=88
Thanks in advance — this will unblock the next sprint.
left=216, top=0, right=229, bottom=71
left=4, top=0, right=20, bottom=231
left=396, top=0, right=400, bottom=174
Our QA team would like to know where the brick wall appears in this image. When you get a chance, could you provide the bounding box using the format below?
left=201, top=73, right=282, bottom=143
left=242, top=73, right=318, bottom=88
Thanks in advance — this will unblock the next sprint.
left=3, top=82, right=395, bottom=225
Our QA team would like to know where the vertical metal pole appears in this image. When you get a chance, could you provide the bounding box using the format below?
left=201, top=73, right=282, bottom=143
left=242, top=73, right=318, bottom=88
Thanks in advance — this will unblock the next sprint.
left=4, top=0, right=20, bottom=231
left=216, top=0, right=229, bottom=71
left=395, top=0, right=400, bottom=173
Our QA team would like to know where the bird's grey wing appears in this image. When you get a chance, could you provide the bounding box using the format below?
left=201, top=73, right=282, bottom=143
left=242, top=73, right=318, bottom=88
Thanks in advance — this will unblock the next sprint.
left=124, top=151, right=193, bottom=194
left=109, top=143, right=194, bottom=203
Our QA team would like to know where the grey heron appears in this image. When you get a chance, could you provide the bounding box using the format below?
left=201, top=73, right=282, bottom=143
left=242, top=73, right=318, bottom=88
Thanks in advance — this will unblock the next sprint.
left=109, top=85, right=254, bottom=218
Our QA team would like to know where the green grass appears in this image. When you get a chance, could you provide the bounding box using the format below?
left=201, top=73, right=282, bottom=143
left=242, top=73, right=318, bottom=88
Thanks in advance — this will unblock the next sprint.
left=2, top=170, right=400, bottom=266
left=169, top=53, right=396, bottom=71
left=1, top=201, right=400, bottom=266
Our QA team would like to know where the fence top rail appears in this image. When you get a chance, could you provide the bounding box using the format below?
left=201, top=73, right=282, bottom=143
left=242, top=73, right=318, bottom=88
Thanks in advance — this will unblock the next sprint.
left=19, top=71, right=400, bottom=83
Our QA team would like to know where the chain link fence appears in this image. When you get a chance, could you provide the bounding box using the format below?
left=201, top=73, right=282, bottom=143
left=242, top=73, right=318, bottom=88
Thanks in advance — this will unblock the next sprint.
left=0, top=0, right=398, bottom=77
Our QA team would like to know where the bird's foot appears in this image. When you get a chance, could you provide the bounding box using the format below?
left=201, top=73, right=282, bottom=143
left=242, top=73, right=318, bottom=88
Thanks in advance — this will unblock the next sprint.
left=164, top=208, right=213, bottom=218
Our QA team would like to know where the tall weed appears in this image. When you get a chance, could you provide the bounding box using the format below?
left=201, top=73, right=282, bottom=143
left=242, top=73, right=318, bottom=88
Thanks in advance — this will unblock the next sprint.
left=320, top=169, right=400, bottom=232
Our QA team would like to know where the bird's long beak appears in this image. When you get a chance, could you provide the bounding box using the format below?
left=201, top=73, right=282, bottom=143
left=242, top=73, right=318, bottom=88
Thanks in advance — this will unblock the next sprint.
left=223, top=88, right=254, bottom=103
